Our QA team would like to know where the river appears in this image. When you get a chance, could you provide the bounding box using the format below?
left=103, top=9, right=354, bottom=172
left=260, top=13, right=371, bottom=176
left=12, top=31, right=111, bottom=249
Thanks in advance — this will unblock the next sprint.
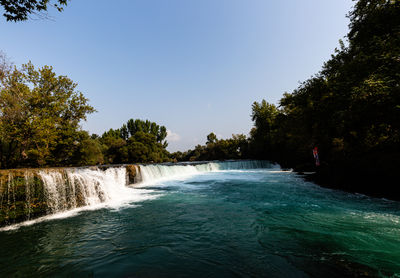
left=0, top=161, right=399, bottom=277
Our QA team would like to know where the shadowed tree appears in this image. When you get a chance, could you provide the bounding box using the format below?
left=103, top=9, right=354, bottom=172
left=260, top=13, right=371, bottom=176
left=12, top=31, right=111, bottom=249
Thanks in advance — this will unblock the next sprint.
left=247, top=0, right=400, bottom=197
left=206, top=132, right=217, bottom=145
left=0, top=0, right=68, bottom=21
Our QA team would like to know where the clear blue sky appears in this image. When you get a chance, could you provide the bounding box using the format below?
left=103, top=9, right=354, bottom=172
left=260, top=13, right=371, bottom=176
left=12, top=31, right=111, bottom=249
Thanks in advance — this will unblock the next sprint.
left=0, top=0, right=353, bottom=152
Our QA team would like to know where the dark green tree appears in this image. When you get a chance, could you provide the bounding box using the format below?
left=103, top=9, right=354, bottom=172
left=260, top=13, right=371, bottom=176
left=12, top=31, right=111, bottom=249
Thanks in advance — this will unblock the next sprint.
left=206, top=132, right=217, bottom=145
left=0, top=0, right=68, bottom=21
left=249, top=100, right=280, bottom=159
left=249, top=0, right=400, bottom=197
left=172, top=133, right=250, bottom=162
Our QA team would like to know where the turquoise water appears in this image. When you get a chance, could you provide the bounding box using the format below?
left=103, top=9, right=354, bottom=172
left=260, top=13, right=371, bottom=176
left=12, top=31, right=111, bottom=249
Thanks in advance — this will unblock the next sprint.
left=1, top=166, right=400, bottom=277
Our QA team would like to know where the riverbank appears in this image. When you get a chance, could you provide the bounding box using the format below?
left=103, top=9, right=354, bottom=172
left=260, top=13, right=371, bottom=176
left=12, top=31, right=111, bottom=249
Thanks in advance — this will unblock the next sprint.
left=293, top=159, right=400, bottom=201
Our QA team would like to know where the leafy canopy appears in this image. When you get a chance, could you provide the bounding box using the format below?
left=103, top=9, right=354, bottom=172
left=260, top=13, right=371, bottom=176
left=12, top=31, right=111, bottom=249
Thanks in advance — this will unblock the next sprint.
left=0, top=60, right=95, bottom=167
left=0, top=0, right=68, bottom=21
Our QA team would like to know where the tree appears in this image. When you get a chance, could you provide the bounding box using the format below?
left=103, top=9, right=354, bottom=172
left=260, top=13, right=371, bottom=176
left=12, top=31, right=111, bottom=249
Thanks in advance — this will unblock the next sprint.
left=251, top=100, right=279, bottom=132
left=172, top=133, right=250, bottom=162
left=0, top=61, right=95, bottom=168
left=248, top=0, right=400, bottom=197
left=249, top=100, right=280, bottom=158
left=206, top=132, right=217, bottom=144
left=100, top=119, right=170, bottom=164
left=0, top=0, right=68, bottom=21
left=71, top=131, right=104, bottom=165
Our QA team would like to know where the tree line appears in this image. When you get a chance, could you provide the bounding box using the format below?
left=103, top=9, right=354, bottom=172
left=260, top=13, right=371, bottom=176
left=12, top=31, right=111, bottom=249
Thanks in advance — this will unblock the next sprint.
left=171, top=133, right=250, bottom=162
left=246, top=0, right=400, bottom=198
left=173, top=0, right=400, bottom=198
left=0, top=54, right=252, bottom=169
left=0, top=56, right=170, bottom=168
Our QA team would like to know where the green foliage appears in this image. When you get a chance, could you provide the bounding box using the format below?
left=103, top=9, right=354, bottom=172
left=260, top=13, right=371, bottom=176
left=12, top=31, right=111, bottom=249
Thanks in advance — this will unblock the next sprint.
left=172, top=133, right=249, bottom=162
left=0, top=0, right=68, bottom=21
left=99, top=119, right=170, bottom=164
left=0, top=61, right=95, bottom=168
left=249, top=0, right=400, bottom=195
left=206, top=132, right=217, bottom=145
left=0, top=59, right=171, bottom=168
left=249, top=100, right=280, bottom=159
left=72, top=131, right=104, bottom=166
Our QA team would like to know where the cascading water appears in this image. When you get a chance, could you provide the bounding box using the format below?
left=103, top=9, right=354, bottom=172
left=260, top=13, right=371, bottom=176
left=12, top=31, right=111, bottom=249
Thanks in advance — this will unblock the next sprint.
left=0, top=166, right=154, bottom=229
left=0, top=160, right=271, bottom=228
left=24, top=172, right=34, bottom=220
left=38, top=167, right=128, bottom=213
left=137, top=160, right=273, bottom=184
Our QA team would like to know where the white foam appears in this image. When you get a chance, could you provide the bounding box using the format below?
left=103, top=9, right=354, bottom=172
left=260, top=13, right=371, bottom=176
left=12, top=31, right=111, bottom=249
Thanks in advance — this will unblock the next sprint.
left=137, top=160, right=272, bottom=186
left=1, top=167, right=162, bottom=231
left=1, top=160, right=271, bottom=231
left=0, top=186, right=162, bottom=232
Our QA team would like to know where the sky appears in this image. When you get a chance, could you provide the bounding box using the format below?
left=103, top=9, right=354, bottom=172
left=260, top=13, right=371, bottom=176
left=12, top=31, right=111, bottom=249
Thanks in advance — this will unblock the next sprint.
left=0, top=0, right=353, bottom=152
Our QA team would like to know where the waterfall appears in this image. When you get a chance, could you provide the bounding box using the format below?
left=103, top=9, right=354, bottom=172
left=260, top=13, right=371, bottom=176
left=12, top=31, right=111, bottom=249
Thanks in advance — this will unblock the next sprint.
left=38, top=167, right=128, bottom=213
left=138, top=160, right=272, bottom=184
left=0, top=160, right=271, bottom=228
left=0, top=166, right=142, bottom=228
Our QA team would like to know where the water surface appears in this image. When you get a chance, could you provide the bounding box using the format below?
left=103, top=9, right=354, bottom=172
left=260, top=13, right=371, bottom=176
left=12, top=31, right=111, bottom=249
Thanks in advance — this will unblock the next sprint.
left=1, top=166, right=399, bottom=277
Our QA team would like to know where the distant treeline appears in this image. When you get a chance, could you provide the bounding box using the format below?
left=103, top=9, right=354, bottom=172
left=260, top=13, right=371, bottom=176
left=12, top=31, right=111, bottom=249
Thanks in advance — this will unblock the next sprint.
left=171, top=133, right=250, bottom=162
